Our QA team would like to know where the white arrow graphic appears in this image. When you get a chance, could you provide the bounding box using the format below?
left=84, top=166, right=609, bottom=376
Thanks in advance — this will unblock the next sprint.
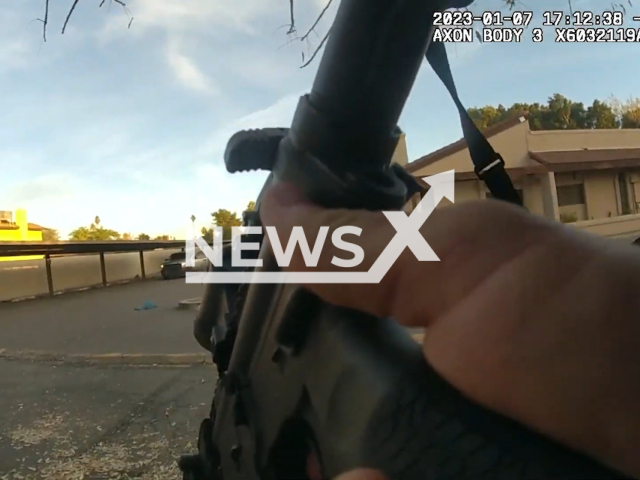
left=187, top=170, right=455, bottom=284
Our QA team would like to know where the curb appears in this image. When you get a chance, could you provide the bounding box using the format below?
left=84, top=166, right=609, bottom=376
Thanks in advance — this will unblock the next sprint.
left=0, top=335, right=424, bottom=367
left=0, top=349, right=212, bottom=366
left=178, top=297, right=202, bottom=311
left=1, top=274, right=163, bottom=304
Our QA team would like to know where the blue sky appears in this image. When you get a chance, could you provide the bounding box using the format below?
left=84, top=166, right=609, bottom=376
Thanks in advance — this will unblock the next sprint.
left=1, top=0, right=638, bottom=239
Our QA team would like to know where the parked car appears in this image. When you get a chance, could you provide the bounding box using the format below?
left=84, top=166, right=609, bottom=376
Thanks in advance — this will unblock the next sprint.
left=160, top=251, right=209, bottom=279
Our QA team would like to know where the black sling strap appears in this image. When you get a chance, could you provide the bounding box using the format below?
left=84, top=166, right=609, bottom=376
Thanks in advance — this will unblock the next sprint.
left=425, top=40, right=523, bottom=207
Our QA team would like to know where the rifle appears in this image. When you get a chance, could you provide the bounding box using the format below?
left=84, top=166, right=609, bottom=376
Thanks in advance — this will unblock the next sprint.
left=179, top=0, right=629, bottom=478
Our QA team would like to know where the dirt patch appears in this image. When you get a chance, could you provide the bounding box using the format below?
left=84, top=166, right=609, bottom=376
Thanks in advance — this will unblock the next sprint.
left=2, top=412, right=196, bottom=480
left=6, top=413, right=67, bottom=448
left=0, top=365, right=212, bottom=480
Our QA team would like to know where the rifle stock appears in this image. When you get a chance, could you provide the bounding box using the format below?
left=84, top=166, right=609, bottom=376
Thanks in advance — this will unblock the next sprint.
left=179, top=0, right=631, bottom=478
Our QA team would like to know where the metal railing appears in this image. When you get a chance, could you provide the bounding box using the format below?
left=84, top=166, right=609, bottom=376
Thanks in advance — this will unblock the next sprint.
left=0, top=241, right=185, bottom=298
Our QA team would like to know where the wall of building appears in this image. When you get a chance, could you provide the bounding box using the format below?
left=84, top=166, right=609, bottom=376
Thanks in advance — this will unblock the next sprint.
left=583, top=171, right=619, bottom=220
left=391, top=133, right=408, bottom=167
left=570, top=213, right=640, bottom=240
left=419, top=173, right=549, bottom=218
left=0, top=209, right=44, bottom=262
left=0, top=229, right=43, bottom=241
left=528, top=128, right=640, bottom=151
left=521, top=176, right=545, bottom=216
left=411, top=118, right=538, bottom=177
left=404, top=123, right=640, bottom=246
left=553, top=168, right=640, bottom=223
left=632, top=172, right=640, bottom=212
left=438, top=179, right=482, bottom=208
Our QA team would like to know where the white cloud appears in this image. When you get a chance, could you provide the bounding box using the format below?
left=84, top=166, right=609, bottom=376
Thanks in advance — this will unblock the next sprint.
left=0, top=92, right=301, bottom=239
left=166, top=40, right=219, bottom=94
left=4, top=173, right=79, bottom=208
left=99, top=0, right=273, bottom=42
left=200, top=91, right=303, bottom=162
left=0, top=39, right=31, bottom=71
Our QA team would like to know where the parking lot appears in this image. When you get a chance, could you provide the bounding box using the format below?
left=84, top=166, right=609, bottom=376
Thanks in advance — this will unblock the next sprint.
left=0, top=360, right=216, bottom=480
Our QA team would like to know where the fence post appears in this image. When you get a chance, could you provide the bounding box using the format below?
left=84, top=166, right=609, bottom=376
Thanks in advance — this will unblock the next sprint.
left=139, top=250, right=146, bottom=279
left=45, top=254, right=54, bottom=296
left=99, top=252, right=107, bottom=286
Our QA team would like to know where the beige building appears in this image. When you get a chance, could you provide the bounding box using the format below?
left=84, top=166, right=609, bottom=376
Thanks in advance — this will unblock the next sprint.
left=393, top=116, right=640, bottom=242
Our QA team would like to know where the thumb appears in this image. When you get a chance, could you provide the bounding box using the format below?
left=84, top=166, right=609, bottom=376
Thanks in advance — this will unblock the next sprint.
left=334, top=468, right=390, bottom=480
left=258, top=181, right=408, bottom=320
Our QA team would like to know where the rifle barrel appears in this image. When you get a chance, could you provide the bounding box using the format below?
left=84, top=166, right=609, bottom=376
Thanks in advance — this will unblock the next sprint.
left=301, top=0, right=440, bottom=170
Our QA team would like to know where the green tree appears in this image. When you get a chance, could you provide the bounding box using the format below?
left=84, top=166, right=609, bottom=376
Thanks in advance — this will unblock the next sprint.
left=621, top=108, right=640, bottom=128
left=246, top=201, right=256, bottom=211
left=42, top=228, right=59, bottom=242
left=523, top=103, right=549, bottom=131
left=69, top=220, right=121, bottom=241
left=468, top=94, right=639, bottom=132
left=154, top=235, right=171, bottom=241
left=586, top=100, right=619, bottom=129
left=608, top=96, right=640, bottom=128
left=212, top=208, right=242, bottom=240
left=137, top=233, right=150, bottom=241
left=201, top=226, right=214, bottom=244
left=467, top=105, right=508, bottom=130
left=545, top=93, right=581, bottom=129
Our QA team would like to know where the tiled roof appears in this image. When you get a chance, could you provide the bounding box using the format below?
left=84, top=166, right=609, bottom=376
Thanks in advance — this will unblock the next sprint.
left=0, top=222, right=46, bottom=231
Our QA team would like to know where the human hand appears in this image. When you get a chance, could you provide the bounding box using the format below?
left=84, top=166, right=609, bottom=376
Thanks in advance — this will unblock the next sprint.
left=334, top=469, right=389, bottom=480
left=260, top=182, right=640, bottom=479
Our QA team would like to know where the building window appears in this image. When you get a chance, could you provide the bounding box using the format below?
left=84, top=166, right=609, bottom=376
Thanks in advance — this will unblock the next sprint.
left=556, top=184, right=585, bottom=207
left=618, top=173, right=633, bottom=215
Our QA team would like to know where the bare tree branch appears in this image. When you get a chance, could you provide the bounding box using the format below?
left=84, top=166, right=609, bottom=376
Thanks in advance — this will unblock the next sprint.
left=37, top=0, right=636, bottom=70
left=100, top=0, right=134, bottom=29
left=61, top=0, right=80, bottom=35
left=301, top=0, right=334, bottom=42
left=36, top=0, right=49, bottom=42
left=286, top=0, right=296, bottom=34
left=58, top=0, right=133, bottom=36
left=300, top=26, right=331, bottom=68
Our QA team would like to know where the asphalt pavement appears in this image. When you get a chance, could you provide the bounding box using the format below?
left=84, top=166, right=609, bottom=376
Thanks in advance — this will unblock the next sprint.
left=0, top=278, right=206, bottom=356
left=0, top=249, right=181, bottom=302
left=0, top=269, right=426, bottom=479
left=0, top=359, right=215, bottom=480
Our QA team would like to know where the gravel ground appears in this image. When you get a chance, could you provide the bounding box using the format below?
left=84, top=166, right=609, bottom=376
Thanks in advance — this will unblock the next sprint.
left=0, top=359, right=217, bottom=480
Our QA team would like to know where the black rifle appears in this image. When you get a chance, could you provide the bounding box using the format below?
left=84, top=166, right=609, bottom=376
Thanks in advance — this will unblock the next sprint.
left=179, top=0, right=630, bottom=478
